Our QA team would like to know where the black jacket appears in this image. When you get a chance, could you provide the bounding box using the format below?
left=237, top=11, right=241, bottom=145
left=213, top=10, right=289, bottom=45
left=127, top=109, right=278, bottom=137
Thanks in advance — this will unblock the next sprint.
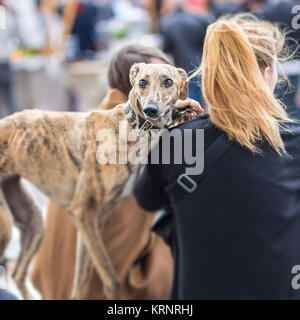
left=134, top=114, right=300, bottom=299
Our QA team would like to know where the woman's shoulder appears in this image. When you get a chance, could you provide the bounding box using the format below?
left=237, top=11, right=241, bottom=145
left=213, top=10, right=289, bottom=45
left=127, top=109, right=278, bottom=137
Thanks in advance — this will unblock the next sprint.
left=280, top=120, right=300, bottom=141
left=175, top=114, right=300, bottom=138
left=285, top=120, right=300, bottom=134
left=169, top=112, right=222, bottom=152
left=172, top=112, right=220, bottom=141
left=281, top=120, right=300, bottom=150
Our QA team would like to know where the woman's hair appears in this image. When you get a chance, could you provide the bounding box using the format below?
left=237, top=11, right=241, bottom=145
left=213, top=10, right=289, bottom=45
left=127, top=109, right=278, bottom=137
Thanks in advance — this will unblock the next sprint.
left=193, top=13, right=294, bottom=156
left=108, top=44, right=173, bottom=96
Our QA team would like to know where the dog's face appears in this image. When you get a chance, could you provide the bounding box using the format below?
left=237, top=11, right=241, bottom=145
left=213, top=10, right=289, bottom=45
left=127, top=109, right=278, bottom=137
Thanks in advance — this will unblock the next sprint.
left=129, top=63, right=189, bottom=128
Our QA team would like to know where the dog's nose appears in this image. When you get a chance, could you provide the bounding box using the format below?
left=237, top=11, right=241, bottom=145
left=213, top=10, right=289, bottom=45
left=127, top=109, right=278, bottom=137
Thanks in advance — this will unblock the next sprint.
left=143, top=104, right=159, bottom=118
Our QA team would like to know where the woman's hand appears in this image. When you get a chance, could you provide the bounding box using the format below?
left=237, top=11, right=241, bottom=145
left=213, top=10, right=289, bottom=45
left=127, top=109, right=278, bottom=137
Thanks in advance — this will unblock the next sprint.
left=174, top=98, right=204, bottom=125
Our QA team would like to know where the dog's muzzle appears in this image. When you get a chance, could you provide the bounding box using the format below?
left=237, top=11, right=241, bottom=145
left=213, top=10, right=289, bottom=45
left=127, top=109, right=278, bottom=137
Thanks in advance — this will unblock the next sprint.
left=143, top=103, right=159, bottom=119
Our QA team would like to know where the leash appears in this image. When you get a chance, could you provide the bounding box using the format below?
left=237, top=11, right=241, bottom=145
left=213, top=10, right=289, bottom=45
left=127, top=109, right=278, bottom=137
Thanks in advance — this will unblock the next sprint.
left=123, top=101, right=202, bottom=190
left=123, top=102, right=160, bottom=136
left=167, top=105, right=199, bottom=128
left=124, top=102, right=198, bottom=136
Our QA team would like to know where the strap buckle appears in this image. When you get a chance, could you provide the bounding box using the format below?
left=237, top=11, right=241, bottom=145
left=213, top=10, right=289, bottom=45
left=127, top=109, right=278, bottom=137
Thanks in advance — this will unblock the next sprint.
left=138, top=120, right=153, bottom=136
left=177, top=173, right=197, bottom=193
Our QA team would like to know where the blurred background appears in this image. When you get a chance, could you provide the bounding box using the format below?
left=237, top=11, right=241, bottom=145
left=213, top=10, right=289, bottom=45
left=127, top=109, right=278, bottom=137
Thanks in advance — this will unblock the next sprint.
left=0, top=0, right=298, bottom=116
left=0, top=0, right=299, bottom=298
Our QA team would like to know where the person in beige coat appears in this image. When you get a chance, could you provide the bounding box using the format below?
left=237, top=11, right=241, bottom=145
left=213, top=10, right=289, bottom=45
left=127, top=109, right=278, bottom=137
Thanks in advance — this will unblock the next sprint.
left=30, top=44, right=174, bottom=300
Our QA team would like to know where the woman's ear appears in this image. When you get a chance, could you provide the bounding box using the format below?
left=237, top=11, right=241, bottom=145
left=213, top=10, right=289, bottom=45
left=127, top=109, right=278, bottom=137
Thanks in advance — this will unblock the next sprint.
left=129, top=63, right=145, bottom=86
left=261, top=65, right=277, bottom=92
left=177, top=68, right=189, bottom=100
left=262, top=66, right=271, bottom=83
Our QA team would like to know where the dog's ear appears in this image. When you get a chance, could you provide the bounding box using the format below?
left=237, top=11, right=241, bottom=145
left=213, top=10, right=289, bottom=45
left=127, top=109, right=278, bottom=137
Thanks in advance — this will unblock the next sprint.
left=130, top=63, right=146, bottom=86
left=177, top=68, right=189, bottom=100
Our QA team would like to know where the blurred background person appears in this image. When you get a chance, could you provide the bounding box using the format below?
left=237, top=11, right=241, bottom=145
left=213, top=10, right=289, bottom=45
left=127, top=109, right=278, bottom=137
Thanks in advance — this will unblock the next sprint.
left=61, top=0, right=114, bottom=60
left=7, top=0, right=72, bottom=112
left=0, top=0, right=15, bottom=118
left=207, top=0, right=248, bottom=18
left=254, top=0, right=300, bottom=118
left=141, top=0, right=211, bottom=106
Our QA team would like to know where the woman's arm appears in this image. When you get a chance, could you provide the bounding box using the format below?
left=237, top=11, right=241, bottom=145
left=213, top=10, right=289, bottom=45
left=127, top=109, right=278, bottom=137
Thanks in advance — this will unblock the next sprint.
left=134, top=99, right=202, bottom=211
left=134, top=154, right=169, bottom=212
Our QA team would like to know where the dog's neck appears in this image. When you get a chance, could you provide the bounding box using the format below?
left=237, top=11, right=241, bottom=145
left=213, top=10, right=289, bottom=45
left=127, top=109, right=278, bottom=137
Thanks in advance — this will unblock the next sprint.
left=123, top=89, right=194, bottom=135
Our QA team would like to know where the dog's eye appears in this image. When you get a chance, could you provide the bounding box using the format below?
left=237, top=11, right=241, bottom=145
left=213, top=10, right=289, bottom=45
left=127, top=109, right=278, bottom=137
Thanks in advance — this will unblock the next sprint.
left=139, top=79, right=147, bottom=88
left=165, top=79, right=173, bottom=88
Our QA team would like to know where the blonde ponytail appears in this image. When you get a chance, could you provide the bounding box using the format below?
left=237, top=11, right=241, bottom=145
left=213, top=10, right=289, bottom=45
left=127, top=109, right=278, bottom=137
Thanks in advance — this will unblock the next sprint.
left=195, top=14, right=292, bottom=155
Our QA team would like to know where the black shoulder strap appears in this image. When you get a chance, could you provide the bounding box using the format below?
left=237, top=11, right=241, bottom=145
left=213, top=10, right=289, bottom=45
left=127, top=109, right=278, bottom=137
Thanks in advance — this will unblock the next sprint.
left=165, top=134, right=233, bottom=205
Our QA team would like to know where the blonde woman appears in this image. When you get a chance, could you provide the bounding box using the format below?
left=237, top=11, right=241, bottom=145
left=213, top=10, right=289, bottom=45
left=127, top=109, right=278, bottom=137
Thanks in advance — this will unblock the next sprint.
left=134, top=14, right=300, bottom=299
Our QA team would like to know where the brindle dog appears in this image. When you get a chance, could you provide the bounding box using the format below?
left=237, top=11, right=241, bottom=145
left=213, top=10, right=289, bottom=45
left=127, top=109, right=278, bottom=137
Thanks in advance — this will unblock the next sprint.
left=0, top=63, right=191, bottom=300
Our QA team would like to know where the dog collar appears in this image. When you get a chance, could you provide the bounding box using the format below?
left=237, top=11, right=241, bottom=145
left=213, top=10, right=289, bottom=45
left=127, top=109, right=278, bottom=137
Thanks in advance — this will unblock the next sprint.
left=124, top=102, right=160, bottom=136
left=124, top=102, right=198, bottom=135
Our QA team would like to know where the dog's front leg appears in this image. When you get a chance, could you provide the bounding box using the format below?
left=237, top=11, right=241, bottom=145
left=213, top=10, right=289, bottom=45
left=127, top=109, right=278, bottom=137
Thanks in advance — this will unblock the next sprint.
left=71, top=232, right=93, bottom=300
left=71, top=205, right=120, bottom=300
